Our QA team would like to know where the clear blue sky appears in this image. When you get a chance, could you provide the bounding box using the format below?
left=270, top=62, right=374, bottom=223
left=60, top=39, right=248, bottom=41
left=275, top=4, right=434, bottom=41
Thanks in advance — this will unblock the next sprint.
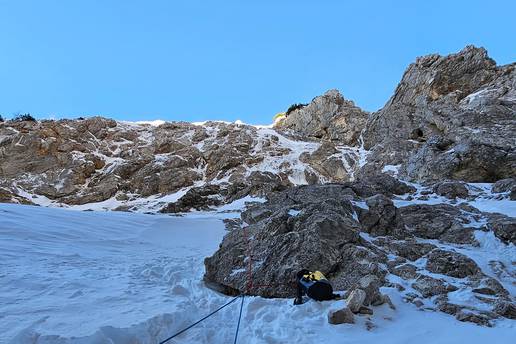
left=1, top=1, right=515, bottom=124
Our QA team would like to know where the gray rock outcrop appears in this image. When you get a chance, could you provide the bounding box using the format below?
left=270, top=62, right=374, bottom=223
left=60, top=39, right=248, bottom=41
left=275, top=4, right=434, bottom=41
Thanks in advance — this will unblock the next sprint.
left=362, top=46, right=516, bottom=183
left=276, top=90, right=369, bottom=145
left=425, top=249, right=481, bottom=278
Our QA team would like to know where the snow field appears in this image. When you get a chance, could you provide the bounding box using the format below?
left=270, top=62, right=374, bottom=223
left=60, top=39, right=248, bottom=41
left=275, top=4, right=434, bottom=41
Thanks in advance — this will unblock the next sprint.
left=2, top=184, right=515, bottom=343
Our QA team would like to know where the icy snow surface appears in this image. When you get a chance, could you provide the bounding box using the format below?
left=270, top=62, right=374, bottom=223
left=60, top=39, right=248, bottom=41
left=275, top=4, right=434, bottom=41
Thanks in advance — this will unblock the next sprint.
left=2, top=192, right=515, bottom=343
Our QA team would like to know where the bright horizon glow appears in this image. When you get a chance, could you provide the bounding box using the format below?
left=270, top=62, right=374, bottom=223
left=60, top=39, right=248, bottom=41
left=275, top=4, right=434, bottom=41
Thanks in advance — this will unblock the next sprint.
left=0, top=0, right=515, bottom=124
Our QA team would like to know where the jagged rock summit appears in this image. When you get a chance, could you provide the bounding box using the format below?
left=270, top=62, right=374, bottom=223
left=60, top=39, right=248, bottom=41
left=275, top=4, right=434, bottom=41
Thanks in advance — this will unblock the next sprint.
left=275, top=89, right=369, bottom=145
left=362, top=45, right=515, bottom=182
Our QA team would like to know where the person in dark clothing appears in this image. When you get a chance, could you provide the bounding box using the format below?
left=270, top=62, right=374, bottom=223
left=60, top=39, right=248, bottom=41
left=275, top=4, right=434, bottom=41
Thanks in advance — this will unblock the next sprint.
left=293, top=269, right=341, bottom=305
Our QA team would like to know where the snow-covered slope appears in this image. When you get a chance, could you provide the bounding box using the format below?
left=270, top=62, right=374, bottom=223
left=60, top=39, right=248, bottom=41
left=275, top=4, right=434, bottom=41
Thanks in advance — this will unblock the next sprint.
left=2, top=200, right=514, bottom=344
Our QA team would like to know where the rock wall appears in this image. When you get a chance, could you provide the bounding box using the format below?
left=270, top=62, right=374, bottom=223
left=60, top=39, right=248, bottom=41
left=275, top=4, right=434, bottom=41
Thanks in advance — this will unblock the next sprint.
left=361, top=46, right=516, bottom=182
left=0, top=118, right=361, bottom=210
left=204, top=181, right=516, bottom=325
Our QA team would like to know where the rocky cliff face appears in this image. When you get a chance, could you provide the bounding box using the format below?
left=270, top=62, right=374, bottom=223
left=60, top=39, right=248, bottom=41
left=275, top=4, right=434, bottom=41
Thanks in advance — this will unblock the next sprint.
left=362, top=46, right=515, bottom=182
left=1, top=46, right=513, bottom=210
left=0, top=118, right=363, bottom=211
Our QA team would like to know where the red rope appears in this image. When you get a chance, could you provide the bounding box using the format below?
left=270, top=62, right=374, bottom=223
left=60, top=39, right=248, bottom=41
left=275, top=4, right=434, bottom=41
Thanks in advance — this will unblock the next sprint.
left=243, top=226, right=295, bottom=294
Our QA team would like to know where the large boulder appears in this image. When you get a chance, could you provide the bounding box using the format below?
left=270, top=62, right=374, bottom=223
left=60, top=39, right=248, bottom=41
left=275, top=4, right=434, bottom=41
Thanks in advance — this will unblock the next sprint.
left=346, top=289, right=366, bottom=313
left=204, top=186, right=388, bottom=297
left=328, top=307, right=355, bottom=325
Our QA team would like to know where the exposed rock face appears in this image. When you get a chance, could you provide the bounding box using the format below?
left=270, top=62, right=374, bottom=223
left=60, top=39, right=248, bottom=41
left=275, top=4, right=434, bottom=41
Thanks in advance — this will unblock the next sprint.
left=362, top=46, right=516, bottom=183
left=299, top=142, right=351, bottom=183
left=205, top=182, right=514, bottom=325
left=0, top=118, right=361, bottom=210
left=455, top=312, right=492, bottom=327
left=352, top=174, right=417, bottom=197
left=486, top=213, right=516, bottom=245
left=425, top=249, right=481, bottom=278
left=359, top=194, right=404, bottom=237
left=494, top=301, right=516, bottom=320
left=1, top=46, right=513, bottom=210
left=276, top=90, right=369, bottom=145
left=492, top=178, right=516, bottom=200
left=411, top=275, right=458, bottom=298
left=398, top=204, right=475, bottom=241
left=0, top=187, right=34, bottom=205
left=374, top=239, right=436, bottom=261
left=433, top=181, right=469, bottom=199
left=204, top=185, right=386, bottom=297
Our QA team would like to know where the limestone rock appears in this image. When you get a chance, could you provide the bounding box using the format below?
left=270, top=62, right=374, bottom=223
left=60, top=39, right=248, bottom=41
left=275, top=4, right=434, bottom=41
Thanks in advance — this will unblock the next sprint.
left=351, top=174, right=416, bottom=197
left=492, top=178, right=516, bottom=200
left=493, top=301, right=516, bottom=320
left=346, top=289, right=366, bottom=313
left=357, top=275, right=385, bottom=306
left=399, top=204, right=472, bottom=240
left=276, top=89, right=369, bottom=145
left=328, top=307, right=355, bottom=325
left=363, top=46, right=516, bottom=183
left=433, top=181, right=469, bottom=199
left=486, top=213, right=516, bottom=245
left=412, top=275, right=458, bottom=297
left=160, top=184, right=222, bottom=213
left=492, top=178, right=516, bottom=194
left=299, top=142, right=350, bottom=182
left=455, top=312, right=492, bottom=327
left=374, top=238, right=436, bottom=261
left=0, top=187, right=34, bottom=205
left=425, top=249, right=481, bottom=278
left=390, top=264, right=419, bottom=280
left=359, top=194, right=404, bottom=237
left=204, top=185, right=387, bottom=298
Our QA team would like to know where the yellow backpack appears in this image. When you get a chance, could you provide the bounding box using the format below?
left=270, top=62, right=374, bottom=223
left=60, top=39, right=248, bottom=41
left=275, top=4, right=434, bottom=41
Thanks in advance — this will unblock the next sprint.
left=303, top=270, right=326, bottom=282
